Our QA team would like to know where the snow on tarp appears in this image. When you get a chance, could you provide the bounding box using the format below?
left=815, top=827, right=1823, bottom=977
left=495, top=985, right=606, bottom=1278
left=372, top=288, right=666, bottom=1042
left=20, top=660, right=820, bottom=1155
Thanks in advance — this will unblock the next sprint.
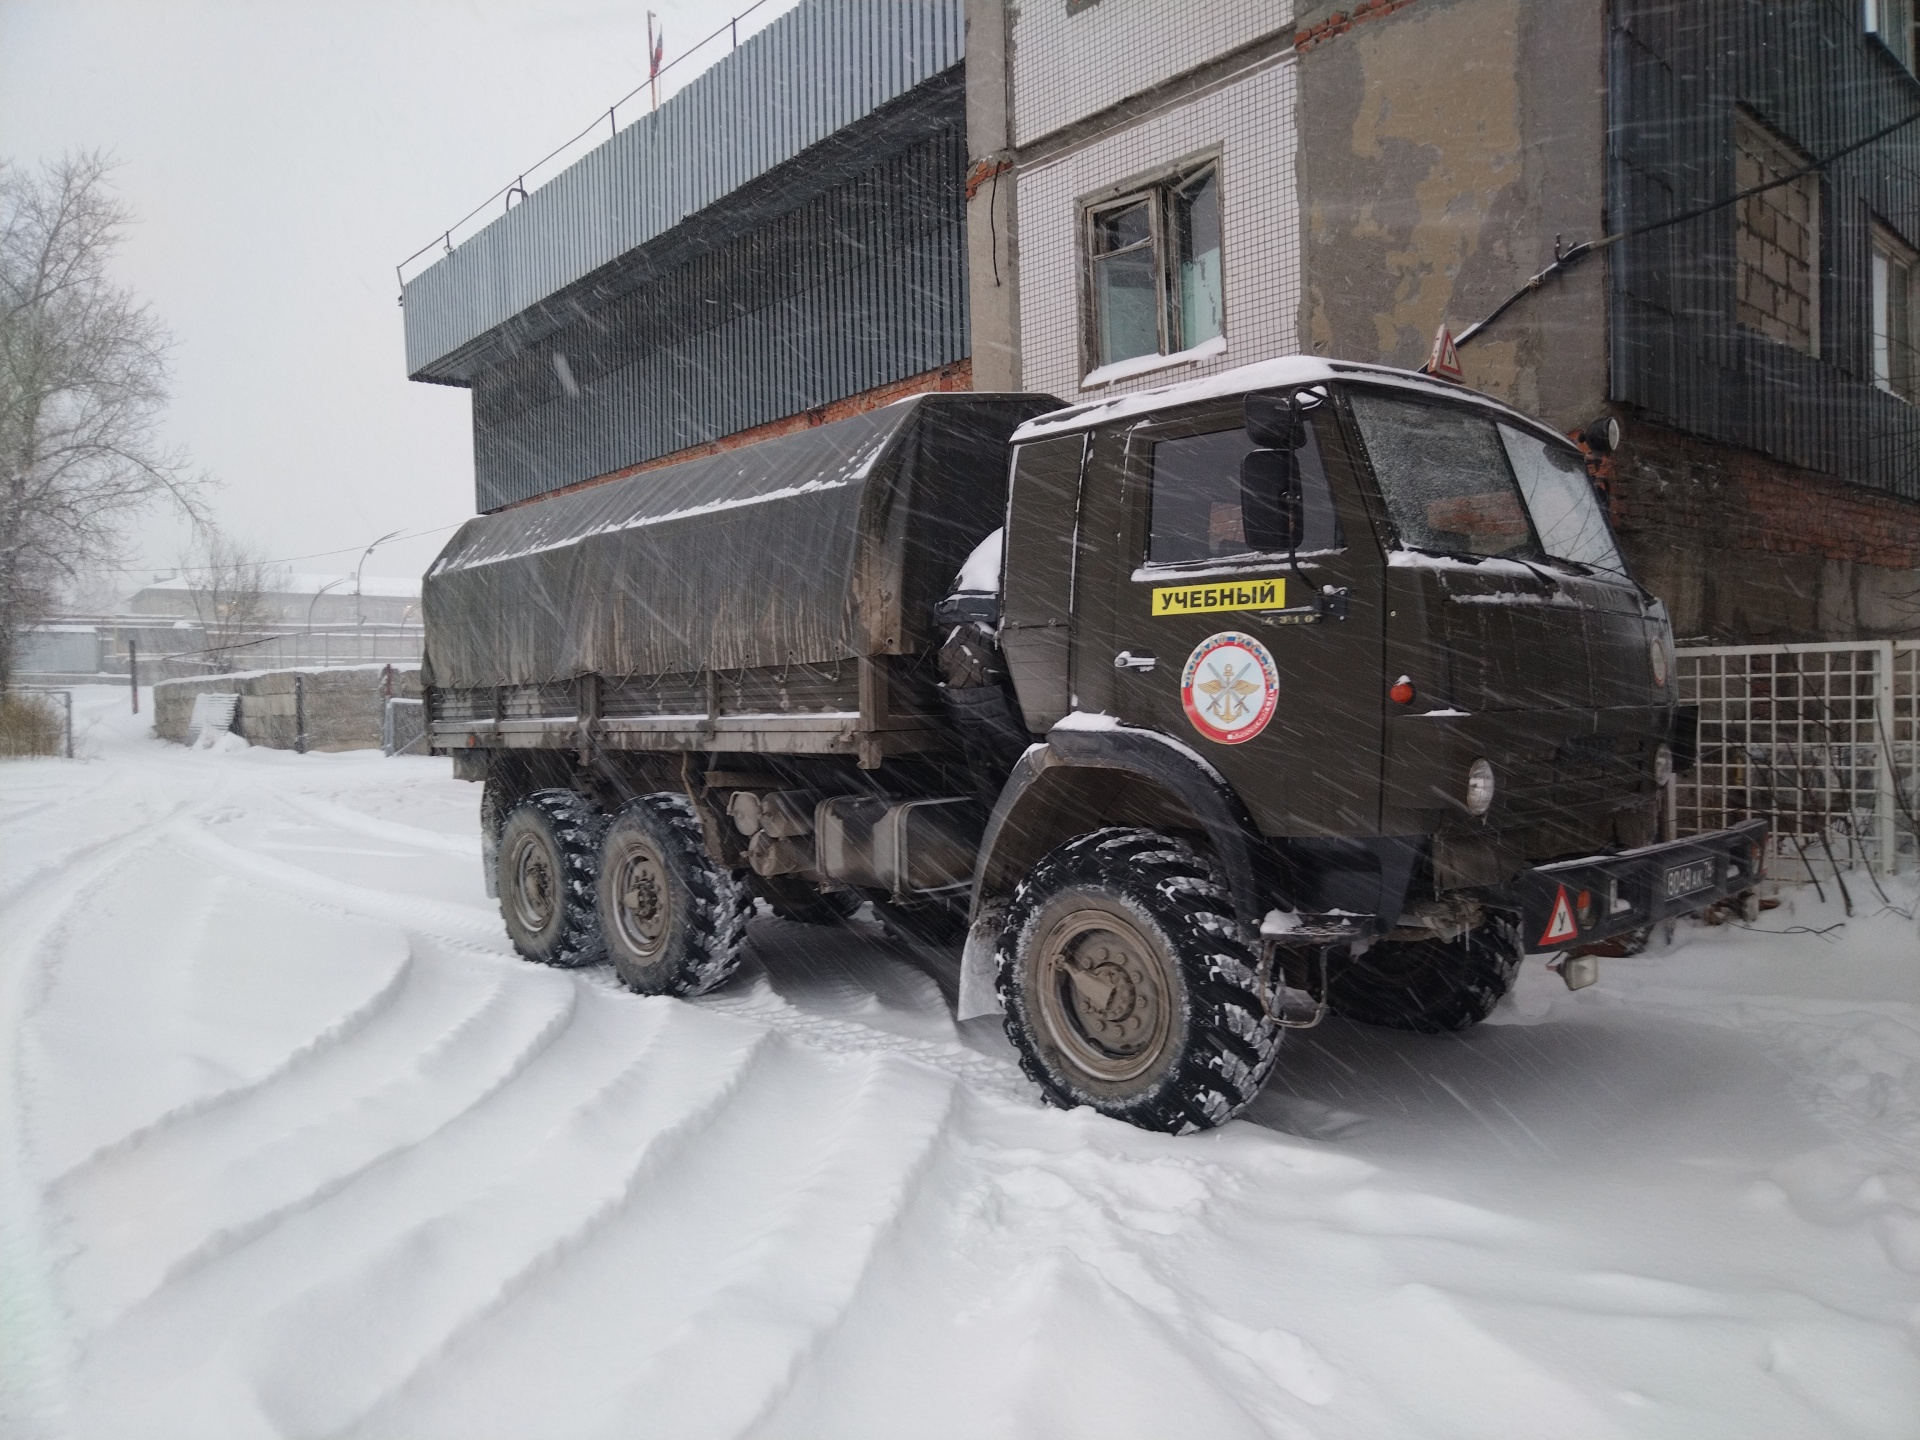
left=423, top=394, right=1057, bottom=691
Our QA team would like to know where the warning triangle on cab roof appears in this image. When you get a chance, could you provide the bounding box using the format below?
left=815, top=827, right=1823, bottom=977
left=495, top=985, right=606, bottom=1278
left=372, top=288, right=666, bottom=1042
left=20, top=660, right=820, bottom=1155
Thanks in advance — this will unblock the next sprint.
left=1540, top=885, right=1579, bottom=946
left=1426, top=323, right=1463, bottom=381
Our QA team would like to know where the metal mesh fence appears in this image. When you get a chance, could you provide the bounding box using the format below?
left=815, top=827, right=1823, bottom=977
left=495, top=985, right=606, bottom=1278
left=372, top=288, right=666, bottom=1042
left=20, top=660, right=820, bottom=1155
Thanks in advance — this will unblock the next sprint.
left=1676, top=641, right=1916, bottom=877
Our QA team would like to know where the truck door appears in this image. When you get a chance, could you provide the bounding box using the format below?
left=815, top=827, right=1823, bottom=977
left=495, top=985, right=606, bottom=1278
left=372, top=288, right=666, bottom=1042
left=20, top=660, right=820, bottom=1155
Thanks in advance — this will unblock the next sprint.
left=1094, top=393, right=1386, bottom=837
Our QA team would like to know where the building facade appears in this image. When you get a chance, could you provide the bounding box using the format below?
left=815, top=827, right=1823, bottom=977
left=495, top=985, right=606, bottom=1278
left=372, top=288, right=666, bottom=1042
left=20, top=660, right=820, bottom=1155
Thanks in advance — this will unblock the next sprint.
left=970, top=0, right=1919, bottom=643
left=402, top=0, right=972, bottom=513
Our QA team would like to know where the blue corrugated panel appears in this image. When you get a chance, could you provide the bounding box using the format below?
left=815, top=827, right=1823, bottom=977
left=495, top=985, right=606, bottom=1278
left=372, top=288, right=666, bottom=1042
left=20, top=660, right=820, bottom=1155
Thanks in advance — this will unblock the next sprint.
left=469, top=124, right=969, bottom=510
left=402, top=0, right=964, bottom=377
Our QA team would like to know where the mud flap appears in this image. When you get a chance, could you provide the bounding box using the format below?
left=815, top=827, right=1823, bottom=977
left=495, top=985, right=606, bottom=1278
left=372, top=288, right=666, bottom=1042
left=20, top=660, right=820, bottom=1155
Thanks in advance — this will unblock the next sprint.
left=957, top=909, right=1005, bottom=1020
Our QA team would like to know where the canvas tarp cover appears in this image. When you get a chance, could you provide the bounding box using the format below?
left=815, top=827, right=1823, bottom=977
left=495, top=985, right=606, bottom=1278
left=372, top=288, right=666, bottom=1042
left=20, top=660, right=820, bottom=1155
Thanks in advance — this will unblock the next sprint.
left=423, top=394, right=1055, bottom=691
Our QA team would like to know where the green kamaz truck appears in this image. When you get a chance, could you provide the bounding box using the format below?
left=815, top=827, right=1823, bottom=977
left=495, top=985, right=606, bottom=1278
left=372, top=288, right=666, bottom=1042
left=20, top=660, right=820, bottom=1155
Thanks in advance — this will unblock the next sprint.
left=423, top=358, right=1765, bottom=1134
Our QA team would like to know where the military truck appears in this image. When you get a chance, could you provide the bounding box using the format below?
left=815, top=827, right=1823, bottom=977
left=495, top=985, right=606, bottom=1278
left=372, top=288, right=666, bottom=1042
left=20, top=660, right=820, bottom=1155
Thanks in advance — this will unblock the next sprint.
left=422, top=360, right=1766, bottom=1134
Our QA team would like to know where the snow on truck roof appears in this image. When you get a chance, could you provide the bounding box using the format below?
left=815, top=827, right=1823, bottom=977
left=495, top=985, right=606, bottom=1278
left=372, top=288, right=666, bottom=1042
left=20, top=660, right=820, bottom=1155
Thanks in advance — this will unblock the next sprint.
left=1010, top=356, right=1574, bottom=446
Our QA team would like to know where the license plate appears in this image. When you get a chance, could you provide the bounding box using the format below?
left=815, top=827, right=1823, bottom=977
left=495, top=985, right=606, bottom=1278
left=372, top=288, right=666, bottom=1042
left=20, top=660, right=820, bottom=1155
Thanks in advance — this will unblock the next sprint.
left=1663, top=858, right=1716, bottom=901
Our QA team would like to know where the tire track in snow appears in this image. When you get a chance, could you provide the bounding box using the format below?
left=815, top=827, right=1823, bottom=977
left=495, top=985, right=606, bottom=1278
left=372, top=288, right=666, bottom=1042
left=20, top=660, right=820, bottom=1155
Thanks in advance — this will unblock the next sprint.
left=42, top=922, right=417, bottom=1191
left=59, top=952, right=573, bottom=1331
left=0, top=794, right=214, bottom=1438
left=274, top=791, right=481, bottom=858
left=687, top=967, right=1031, bottom=1105
left=169, top=816, right=505, bottom=948
left=61, top=999, right=768, bottom=1440
left=250, top=1021, right=786, bottom=1440
left=570, top=1052, right=961, bottom=1440
left=332, top=1036, right=950, bottom=1440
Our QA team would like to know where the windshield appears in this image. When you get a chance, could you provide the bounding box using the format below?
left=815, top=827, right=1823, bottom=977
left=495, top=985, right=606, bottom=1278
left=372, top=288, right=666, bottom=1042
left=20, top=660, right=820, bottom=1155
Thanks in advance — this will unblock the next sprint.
left=1348, top=389, right=1624, bottom=573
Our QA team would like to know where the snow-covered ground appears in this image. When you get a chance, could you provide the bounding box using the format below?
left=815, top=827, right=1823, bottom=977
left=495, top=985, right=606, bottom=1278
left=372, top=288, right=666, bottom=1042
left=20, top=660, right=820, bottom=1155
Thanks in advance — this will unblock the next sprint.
left=2, top=687, right=1915, bottom=1440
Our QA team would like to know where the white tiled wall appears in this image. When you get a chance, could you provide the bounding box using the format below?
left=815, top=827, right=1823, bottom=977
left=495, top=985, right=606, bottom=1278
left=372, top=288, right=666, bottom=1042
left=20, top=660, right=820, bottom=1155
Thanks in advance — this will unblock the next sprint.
left=1016, top=58, right=1301, bottom=400
left=1011, top=0, right=1295, bottom=147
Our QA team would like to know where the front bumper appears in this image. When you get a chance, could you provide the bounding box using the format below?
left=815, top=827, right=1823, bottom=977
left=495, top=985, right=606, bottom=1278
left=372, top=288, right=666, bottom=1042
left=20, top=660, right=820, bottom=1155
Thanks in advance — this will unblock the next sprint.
left=1509, top=819, right=1769, bottom=954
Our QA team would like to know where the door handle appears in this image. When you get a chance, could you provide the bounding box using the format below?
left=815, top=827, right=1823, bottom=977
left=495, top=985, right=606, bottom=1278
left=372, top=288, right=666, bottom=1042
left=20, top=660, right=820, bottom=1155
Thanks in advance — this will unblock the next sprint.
left=1114, top=651, right=1157, bottom=672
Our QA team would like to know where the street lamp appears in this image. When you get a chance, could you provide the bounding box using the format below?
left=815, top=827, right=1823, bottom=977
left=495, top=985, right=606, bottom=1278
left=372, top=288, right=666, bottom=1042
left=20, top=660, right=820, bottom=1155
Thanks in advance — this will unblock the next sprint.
left=355, top=529, right=405, bottom=628
left=307, top=577, right=347, bottom=666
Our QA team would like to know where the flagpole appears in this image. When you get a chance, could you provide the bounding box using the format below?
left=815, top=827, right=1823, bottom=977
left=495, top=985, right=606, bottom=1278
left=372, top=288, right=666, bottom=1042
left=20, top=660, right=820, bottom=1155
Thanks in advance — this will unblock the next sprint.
left=648, top=11, right=660, bottom=111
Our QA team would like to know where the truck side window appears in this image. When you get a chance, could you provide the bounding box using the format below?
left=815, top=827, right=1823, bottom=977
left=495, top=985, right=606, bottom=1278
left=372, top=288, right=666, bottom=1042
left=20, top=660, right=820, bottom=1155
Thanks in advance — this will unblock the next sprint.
left=1497, top=423, right=1627, bottom=574
left=1146, top=421, right=1339, bottom=566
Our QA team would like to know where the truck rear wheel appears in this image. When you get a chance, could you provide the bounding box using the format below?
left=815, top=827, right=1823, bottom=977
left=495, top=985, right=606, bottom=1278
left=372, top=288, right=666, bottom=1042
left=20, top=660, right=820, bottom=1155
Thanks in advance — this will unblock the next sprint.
left=598, top=794, right=751, bottom=997
left=997, top=829, right=1280, bottom=1134
left=497, top=789, right=606, bottom=968
left=1327, top=916, right=1522, bottom=1033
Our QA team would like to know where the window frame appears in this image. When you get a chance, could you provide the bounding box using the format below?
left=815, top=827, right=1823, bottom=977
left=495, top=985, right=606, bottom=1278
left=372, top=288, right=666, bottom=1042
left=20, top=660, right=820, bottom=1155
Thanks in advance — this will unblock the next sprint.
left=1078, top=153, right=1226, bottom=383
left=1125, top=396, right=1347, bottom=580
left=1871, top=218, right=1920, bottom=404
left=1866, top=0, right=1920, bottom=75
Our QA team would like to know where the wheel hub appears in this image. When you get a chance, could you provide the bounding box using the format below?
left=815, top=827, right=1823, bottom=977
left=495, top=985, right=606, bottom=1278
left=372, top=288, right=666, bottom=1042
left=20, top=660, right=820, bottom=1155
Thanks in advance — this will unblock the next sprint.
left=613, top=843, right=671, bottom=958
left=1035, top=906, right=1172, bottom=1084
left=510, top=834, right=558, bottom=933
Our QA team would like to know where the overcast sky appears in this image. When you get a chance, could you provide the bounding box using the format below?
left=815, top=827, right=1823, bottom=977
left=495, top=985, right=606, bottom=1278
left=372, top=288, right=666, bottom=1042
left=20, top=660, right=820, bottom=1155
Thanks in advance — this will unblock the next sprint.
left=0, top=0, right=802, bottom=589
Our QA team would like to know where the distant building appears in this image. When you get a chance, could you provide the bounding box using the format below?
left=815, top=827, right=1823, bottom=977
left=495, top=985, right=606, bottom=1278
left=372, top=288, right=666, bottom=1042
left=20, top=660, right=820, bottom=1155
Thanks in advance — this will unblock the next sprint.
left=124, top=571, right=420, bottom=627
left=15, top=572, right=422, bottom=685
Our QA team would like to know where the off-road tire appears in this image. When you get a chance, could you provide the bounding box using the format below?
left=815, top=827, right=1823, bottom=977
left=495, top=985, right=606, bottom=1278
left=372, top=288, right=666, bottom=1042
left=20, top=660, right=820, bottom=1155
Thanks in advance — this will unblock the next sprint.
left=1326, top=915, right=1523, bottom=1033
left=598, top=794, right=752, bottom=997
left=496, top=789, right=605, bottom=968
left=997, top=828, right=1281, bottom=1134
left=750, top=874, right=862, bottom=926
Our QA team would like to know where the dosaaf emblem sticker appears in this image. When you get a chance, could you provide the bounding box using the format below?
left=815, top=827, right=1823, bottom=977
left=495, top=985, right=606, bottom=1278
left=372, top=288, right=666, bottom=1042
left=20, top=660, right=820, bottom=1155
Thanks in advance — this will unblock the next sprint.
left=1180, top=632, right=1279, bottom=744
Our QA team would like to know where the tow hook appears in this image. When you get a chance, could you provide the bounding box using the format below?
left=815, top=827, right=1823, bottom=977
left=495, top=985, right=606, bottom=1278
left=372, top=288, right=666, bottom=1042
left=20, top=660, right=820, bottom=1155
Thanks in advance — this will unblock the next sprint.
left=1257, top=911, right=1377, bottom=1029
left=1547, top=953, right=1600, bottom=991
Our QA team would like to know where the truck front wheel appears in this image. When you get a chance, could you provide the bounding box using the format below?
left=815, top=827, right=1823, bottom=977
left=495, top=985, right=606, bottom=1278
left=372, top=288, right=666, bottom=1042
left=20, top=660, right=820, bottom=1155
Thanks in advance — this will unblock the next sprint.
left=997, top=829, right=1281, bottom=1134
left=598, top=794, right=751, bottom=997
left=497, top=789, right=606, bottom=968
left=1326, top=917, right=1522, bottom=1033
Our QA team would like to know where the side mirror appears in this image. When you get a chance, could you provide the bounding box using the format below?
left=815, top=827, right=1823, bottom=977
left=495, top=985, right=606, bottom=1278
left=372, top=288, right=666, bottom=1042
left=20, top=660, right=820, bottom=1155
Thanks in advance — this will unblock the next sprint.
left=1239, top=449, right=1304, bottom=553
left=1244, top=392, right=1306, bottom=450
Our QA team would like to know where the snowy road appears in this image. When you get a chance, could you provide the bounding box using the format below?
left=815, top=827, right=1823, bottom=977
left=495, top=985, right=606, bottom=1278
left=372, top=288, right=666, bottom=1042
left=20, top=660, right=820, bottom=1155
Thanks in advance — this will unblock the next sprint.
left=2, top=689, right=1916, bottom=1439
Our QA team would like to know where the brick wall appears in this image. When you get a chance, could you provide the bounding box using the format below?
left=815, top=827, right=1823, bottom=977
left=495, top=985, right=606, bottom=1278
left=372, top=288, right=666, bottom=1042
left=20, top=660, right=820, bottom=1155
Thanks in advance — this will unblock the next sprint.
left=1608, top=420, right=1920, bottom=641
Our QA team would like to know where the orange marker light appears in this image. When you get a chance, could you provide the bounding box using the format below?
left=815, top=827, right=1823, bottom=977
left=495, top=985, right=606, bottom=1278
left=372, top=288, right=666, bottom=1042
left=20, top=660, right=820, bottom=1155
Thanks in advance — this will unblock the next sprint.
left=1389, top=676, right=1416, bottom=705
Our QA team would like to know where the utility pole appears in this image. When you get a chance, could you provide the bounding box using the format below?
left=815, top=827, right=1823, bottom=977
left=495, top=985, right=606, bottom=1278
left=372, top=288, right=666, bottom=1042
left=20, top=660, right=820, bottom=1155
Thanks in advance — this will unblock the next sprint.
left=129, top=640, right=139, bottom=714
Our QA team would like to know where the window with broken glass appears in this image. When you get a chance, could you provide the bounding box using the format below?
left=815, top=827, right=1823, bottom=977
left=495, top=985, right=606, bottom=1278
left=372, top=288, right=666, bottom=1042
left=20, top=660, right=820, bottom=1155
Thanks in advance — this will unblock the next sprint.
left=1872, top=221, right=1919, bottom=403
left=1734, top=111, right=1821, bottom=357
left=1083, top=163, right=1223, bottom=375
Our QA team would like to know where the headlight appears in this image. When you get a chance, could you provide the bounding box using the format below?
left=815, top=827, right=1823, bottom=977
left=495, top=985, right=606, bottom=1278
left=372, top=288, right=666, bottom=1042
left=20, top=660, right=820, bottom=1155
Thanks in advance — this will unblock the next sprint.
left=1648, top=632, right=1670, bottom=687
left=1654, top=742, right=1673, bottom=787
left=1466, top=758, right=1496, bottom=815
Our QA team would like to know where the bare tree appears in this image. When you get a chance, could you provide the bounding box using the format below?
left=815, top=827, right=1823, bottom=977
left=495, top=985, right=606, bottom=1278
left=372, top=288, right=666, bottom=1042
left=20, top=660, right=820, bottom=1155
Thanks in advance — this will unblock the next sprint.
left=0, top=152, right=203, bottom=691
left=182, top=529, right=281, bottom=672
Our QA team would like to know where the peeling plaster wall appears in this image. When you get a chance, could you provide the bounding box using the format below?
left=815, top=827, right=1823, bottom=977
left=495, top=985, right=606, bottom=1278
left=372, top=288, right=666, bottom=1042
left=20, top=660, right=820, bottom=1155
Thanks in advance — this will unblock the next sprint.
left=1296, top=0, right=1607, bottom=432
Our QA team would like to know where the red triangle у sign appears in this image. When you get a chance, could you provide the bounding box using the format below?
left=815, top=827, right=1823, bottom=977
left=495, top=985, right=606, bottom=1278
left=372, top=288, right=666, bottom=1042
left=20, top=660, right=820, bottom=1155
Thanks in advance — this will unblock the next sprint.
left=1426, top=323, right=1463, bottom=381
left=1540, top=885, right=1579, bottom=946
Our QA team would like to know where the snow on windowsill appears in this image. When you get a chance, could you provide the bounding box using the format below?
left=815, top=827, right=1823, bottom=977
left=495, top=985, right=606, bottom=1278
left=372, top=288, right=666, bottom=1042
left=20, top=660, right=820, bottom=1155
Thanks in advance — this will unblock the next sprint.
left=1079, top=334, right=1227, bottom=391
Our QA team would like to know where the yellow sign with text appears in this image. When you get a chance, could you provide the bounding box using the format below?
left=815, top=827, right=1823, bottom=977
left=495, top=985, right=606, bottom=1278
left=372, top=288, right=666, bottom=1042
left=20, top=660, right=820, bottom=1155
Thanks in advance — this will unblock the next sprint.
left=1150, top=578, right=1287, bottom=617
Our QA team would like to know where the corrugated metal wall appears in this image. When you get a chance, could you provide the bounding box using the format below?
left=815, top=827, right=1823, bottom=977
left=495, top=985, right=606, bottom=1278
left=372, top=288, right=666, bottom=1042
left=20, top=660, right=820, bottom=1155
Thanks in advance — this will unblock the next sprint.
left=402, top=0, right=964, bottom=377
left=1609, top=0, right=1920, bottom=501
left=471, top=120, right=969, bottom=510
